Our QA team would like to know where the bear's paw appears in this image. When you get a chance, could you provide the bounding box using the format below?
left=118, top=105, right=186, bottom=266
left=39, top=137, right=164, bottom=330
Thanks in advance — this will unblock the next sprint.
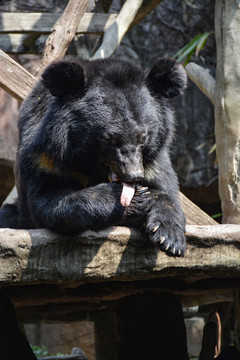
left=145, top=204, right=186, bottom=257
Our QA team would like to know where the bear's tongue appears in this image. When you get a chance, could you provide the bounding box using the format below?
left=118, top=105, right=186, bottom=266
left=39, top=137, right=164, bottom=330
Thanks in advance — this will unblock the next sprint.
left=111, top=172, right=135, bottom=207
left=120, top=182, right=135, bottom=207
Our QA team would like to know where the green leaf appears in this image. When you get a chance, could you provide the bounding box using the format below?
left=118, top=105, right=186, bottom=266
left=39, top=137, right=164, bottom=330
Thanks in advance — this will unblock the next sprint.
left=183, top=49, right=195, bottom=66
left=211, top=213, right=222, bottom=219
left=174, top=34, right=203, bottom=63
left=173, top=32, right=212, bottom=65
left=173, top=42, right=193, bottom=59
left=195, top=32, right=212, bottom=56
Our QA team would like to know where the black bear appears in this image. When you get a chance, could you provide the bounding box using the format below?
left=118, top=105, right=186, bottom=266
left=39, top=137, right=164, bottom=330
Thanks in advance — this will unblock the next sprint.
left=0, top=57, right=187, bottom=256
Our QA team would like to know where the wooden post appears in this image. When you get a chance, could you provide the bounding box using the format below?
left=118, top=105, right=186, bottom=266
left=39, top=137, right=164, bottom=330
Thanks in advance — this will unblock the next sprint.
left=94, top=308, right=118, bottom=360
left=199, top=322, right=217, bottom=360
left=214, top=0, right=240, bottom=223
left=93, top=293, right=190, bottom=359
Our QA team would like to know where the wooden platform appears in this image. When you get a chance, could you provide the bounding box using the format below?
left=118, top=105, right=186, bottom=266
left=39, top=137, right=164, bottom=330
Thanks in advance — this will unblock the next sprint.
left=1, top=224, right=240, bottom=322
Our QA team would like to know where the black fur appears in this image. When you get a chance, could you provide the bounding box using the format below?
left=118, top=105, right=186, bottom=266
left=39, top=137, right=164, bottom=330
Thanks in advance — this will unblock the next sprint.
left=0, top=57, right=187, bottom=256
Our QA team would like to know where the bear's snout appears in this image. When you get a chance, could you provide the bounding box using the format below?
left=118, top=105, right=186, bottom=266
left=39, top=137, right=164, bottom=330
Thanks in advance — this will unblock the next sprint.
left=111, top=146, right=144, bottom=183
left=109, top=160, right=144, bottom=184
left=123, top=169, right=144, bottom=183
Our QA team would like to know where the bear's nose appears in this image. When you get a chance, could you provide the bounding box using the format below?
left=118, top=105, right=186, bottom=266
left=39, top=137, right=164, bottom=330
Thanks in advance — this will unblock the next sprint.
left=125, top=170, right=144, bottom=183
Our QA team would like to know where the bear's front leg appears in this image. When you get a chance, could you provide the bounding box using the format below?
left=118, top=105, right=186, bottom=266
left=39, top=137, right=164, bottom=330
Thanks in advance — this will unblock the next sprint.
left=29, top=182, right=126, bottom=233
left=145, top=194, right=186, bottom=257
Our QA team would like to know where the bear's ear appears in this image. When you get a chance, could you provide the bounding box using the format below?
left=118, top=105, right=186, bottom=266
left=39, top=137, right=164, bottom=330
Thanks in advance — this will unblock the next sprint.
left=146, top=58, right=187, bottom=98
left=41, top=61, right=85, bottom=97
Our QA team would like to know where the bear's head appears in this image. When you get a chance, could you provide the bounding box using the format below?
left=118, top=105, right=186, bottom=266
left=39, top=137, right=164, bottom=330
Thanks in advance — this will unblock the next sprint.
left=41, top=58, right=187, bottom=183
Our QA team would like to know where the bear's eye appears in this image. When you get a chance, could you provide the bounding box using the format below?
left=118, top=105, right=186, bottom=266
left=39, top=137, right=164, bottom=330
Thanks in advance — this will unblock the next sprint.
left=104, top=138, right=111, bottom=146
left=139, top=132, right=146, bottom=144
left=104, top=135, right=120, bottom=147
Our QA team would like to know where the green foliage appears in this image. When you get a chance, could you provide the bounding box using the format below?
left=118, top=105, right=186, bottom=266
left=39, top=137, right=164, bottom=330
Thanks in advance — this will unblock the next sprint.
left=31, top=345, right=49, bottom=357
left=173, top=32, right=212, bottom=66
left=211, top=213, right=222, bottom=219
left=31, top=345, right=65, bottom=357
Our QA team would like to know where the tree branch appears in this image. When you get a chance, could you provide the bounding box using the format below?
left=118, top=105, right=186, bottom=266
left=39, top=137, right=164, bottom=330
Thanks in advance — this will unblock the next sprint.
left=92, top=0, right=144, bottom=59
left=185, top=62, right=215, bottom=104
left=128, top=0, right=163, bottom=30
left=35, top=0, right=90, bottom=76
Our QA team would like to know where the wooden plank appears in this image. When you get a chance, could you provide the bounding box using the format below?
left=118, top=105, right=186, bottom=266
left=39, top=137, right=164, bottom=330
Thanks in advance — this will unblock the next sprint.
left=0, top=224, right=240, bottom=287
left=12, top=289, right=234, bottom=322
left=0, top=12, right=117, bottom=34
left=180, top=192, right=217, bottom=225
left=0, top=224, right=239, bottom=320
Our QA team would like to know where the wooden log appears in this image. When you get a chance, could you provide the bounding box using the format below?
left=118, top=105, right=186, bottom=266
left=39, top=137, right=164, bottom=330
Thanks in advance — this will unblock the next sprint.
left=0, top=49, right=35, bottom=101
left=36, top=0, right=90, bottom=75
left=7, top=279, right=236, bottom=322
left=0, top=224, right=240, bottom=287
left=180, top=192, right=216, bottom=225
left=185, top=62, right=215, bottom=104
left=92, top=0, right=144, bottom=59
left=214, top=0, right=240, bottom=223
left=6, top=277, right=238, bottom=310
left=0, top=12, right=117, bottom=34
left=128, top=0, right=163, bottom=30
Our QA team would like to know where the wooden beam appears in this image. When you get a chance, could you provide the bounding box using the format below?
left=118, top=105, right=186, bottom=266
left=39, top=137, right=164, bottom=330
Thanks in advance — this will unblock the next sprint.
left=0, top=224, right=240, bottom=287
left=0, top=12, right=118, bottom=54
left=0, top=12, right=117, bottom=34
left=0, top=224, right=239, bottom=321
left=36, top=0, right=90, bottom=76
left=214, top=0, right=240, bottom=223
left=129, top=0, right=163, bottom=29
left=0, top=49, right=35, bottom=101
left=180, top=192, right=216, bottom=225
left=92, top=0, right=144, bottom=59
left=12, top=290, right=234, bottom=323
left=185, top=62, right=215, bottom=105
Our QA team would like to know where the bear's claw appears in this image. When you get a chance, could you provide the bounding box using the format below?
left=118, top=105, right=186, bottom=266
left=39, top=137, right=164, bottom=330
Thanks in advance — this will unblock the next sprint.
left=152, top=225, right=159, bottom=233
left=146, top=220, right=186, bottom=257
left=160, top=235, right=165, bottom=243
